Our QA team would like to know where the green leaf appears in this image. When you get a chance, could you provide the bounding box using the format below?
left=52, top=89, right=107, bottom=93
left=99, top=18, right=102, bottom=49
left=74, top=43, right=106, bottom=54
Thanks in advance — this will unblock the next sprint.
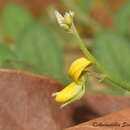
left=2, top=3, right=34, bottom=40
left=0, top=44, right=16, bottom=67
left=0, top=44, right=29, bottom=70
left=92, top=30, right=130, bottom=83
left=114, top=0, right=130, bottom=34
left=15, top=24, right=66, bottom=82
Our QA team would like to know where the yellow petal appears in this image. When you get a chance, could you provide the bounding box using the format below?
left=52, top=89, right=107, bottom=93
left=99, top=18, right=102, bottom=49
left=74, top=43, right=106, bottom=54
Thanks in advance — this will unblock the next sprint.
left=68, top=57, right=92, bottom=81
left=54, top=82, right=82, bottom=103
left=61, top=83, right=86, bottom=108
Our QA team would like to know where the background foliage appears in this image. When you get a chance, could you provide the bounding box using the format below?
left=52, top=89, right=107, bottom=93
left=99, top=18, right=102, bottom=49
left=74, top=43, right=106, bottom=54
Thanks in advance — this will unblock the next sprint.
left=0, top=0, right=130, bottom=94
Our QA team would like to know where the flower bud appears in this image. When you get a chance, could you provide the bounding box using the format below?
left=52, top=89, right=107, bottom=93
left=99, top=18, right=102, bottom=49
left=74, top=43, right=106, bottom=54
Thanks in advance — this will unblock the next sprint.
left=54, top=10, right=74, bottom=32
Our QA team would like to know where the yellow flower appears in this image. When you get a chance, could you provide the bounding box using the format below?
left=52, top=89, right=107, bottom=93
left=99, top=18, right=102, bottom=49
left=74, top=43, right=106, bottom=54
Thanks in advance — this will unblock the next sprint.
left=68, top=57, right=92, bottom=81
left=52, top=57, right=92, bottom=107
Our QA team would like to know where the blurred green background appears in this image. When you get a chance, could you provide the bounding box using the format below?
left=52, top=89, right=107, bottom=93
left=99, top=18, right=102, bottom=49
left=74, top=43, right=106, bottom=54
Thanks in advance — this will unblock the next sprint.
left=0, top=0, right=130, bottom=95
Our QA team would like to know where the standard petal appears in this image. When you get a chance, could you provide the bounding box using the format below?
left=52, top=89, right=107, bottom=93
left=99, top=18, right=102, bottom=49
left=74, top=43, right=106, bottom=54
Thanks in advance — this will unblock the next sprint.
left=68, top=57, right=92, bottom=81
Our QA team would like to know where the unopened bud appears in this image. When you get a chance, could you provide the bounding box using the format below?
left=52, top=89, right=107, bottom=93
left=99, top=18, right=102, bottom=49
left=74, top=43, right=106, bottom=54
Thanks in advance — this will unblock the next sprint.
left=54, top=10, right=74, bottom=32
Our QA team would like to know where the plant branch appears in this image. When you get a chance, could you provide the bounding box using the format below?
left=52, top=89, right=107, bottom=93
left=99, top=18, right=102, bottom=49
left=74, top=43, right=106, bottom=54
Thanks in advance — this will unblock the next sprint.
left=71, top=23, right=130, bottom=91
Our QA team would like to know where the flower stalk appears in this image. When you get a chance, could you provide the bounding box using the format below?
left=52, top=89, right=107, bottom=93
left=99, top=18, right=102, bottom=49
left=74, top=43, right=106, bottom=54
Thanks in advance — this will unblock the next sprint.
left=71, top=20, right=130, bottom=91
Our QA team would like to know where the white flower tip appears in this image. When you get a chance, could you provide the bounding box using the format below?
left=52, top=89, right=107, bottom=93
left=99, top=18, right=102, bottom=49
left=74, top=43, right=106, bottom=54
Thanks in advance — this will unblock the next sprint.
left=54, top=10, right=75, bottom=32
left=54, top=10, right=60, bottom=17
left=54, top=10, right=64, bottom=24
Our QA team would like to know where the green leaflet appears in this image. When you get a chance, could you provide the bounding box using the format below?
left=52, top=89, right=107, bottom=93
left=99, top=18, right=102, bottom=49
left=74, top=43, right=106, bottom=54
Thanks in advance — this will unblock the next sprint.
left=92, top=30, right=130, bottom=84
left=0, top=44, right=16, bottom=67
left=15, top=24, right=66, bottom=82
left=2, top=3, right=34, bottom=40
left=114, top=0, right=130, bottom=34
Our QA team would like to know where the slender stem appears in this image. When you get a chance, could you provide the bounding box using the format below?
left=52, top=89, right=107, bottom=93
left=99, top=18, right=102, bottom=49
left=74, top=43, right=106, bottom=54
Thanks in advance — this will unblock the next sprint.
left=72, top=23, right=105, bottom=73
left=71, top=23, right=130, bottom=91
left=106, top=76, right=130, bottom=91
